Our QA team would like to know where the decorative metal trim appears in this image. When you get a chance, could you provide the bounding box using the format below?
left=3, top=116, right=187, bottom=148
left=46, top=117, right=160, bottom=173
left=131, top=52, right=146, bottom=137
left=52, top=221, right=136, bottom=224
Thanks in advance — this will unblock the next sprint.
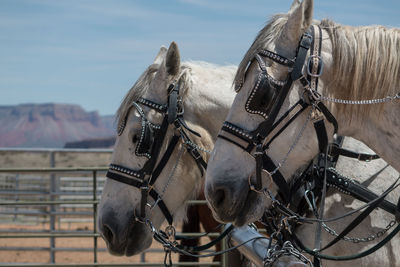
left=244, top=71, right=286, bottom=119
left=138, top=98, right=167, bottom=113
left=259, top=49, right=295, bottom=66
left=222, top=121, right=254, bottom=141
left=109, top=164, right=143, bottom=179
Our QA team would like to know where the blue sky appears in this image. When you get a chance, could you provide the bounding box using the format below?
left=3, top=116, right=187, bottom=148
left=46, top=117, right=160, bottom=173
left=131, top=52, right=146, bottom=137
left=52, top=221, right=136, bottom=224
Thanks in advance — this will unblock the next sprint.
left=1, top=0, right=399, bottom=115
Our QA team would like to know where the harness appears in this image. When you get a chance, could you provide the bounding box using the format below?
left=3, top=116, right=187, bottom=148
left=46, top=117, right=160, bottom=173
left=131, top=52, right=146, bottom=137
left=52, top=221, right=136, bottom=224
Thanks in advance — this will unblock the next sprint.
left=216, top=24, right=400, bottom=264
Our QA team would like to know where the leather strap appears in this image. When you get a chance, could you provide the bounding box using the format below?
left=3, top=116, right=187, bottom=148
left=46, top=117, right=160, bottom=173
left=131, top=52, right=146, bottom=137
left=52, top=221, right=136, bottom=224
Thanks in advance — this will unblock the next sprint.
left=255, top=144, right=264, bottom=191
left=316, top=102, right=338, bottom=134
left=150, top=135, right=180, bottom=185
left=106, top=170, right=173, bottom=225
left=263, top=100, right=308, bottom=149
left=291, top=31, right=313, bottom=81
left=176, top=224, right=234, bottom=252
left=168, top=83, right=179, bottom=124
left=262, top=154, right=290, bottom=203
left=308, top=25, right=323, bottom=90
left=148, top=189, right=173, bottom=225
left=326, top=168, right=397, bottom=215
left=329, top=143, right=379, bottom=162
left=313, top=119, right=328, bottom=153
left=218, top=121, right=255, bottom=152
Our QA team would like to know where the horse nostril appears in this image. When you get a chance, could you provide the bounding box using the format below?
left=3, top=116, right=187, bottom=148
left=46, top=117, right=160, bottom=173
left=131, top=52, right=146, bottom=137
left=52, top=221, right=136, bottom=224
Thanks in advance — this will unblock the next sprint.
left=214, top=188, right=226, bottom=207
left=102, top=224, right=114, bottom=244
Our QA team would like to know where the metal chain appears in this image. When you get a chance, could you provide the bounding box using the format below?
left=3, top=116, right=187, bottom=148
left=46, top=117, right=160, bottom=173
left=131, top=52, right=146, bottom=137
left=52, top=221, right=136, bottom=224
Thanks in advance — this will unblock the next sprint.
left=319, top=92, right=400, bottom=105
left=263, top=241, right=313, bottom=267
left=303, top=175, right=398, bottom=244
left=158, top=145, right=185, bottom=199
left=149, top=145, right=186, bottom=212
left=183, top=139, right=211, bottom=153
left=322, top=220, right=397, bottom=243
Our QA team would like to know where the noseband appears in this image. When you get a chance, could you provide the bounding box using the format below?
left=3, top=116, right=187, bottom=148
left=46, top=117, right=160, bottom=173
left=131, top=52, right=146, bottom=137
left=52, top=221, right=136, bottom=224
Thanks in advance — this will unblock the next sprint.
left=106, top=76, right=207, bottom=226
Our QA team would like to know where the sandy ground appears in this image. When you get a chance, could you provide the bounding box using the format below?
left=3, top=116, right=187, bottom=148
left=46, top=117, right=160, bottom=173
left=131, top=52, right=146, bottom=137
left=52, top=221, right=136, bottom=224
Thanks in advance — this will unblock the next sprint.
left=0, top=222, right=216, bottom=265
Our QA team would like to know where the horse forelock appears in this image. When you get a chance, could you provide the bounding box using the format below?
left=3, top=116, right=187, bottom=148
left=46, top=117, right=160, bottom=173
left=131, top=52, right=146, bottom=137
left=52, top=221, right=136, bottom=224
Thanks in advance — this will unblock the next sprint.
left=116, top=63, right=160, bottom=129
left=234, top=14, right=289, bottom=90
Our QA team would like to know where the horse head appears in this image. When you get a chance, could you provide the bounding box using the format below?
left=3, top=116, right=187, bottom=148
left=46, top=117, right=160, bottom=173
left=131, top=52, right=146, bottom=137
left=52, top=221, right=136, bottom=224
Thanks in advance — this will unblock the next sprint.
left=205, top=0, right=399, bottom=226
left=97, top=42, right=236, bottom=255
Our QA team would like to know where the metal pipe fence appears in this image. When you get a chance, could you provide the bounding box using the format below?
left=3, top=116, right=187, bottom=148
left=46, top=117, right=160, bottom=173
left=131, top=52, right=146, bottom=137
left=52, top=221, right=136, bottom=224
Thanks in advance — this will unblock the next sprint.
left=0, top=163, right=224, bottom=267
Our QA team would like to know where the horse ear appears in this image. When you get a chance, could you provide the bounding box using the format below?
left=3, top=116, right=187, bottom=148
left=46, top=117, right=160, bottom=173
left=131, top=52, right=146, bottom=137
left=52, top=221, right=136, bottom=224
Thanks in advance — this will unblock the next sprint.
left=302, top=0, right=313, bottom=29
left=165, top=42, right=181, bottom=76
left=282, top=0, right=313, bottom=49
left=154, top=46, right=167, bottom=65
left=288, top=0, right=301, bottom=13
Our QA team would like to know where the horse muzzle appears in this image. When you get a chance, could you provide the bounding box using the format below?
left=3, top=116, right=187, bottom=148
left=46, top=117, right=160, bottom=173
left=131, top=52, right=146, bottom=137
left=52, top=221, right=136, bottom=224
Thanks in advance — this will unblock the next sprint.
left=98, top=207, right=152, bottom=256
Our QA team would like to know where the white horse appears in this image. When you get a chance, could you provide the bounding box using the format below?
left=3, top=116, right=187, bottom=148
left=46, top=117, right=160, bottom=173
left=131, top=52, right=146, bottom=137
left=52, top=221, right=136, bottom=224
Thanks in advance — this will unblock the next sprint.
left=205, top=0, right=400, bottom=265
left=97, top=42, right=236, bottom=256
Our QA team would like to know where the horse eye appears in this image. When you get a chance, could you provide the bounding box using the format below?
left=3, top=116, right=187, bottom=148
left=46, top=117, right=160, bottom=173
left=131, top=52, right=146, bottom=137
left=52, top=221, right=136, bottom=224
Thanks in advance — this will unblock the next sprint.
left=132, top=134, right=138, bottom=143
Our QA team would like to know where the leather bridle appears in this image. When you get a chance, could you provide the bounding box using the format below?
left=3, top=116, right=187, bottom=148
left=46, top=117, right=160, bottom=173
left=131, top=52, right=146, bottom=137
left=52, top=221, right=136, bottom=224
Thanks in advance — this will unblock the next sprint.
left=218, top=25, right=337, bottom=203
left=106, top=76, right=207, bottom=226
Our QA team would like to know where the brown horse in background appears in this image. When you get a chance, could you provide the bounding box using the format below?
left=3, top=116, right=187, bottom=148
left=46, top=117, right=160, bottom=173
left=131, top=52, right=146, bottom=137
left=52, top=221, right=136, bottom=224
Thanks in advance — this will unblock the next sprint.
left=179, top=190, right=222, bottom=264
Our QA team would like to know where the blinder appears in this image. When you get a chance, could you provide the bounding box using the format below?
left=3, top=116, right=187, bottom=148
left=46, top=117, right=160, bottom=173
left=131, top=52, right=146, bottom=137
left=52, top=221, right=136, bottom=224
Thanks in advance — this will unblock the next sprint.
left=245, top=71, right=285, bottom=119
left=136, top=120, right=155, bottom=159
left=126, top=101, right=162, bottom=159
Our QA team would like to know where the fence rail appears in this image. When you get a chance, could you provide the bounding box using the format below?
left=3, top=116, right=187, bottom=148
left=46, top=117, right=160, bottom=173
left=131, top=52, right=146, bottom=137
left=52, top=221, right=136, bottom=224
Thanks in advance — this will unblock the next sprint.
left=0, top=162, right=223, bottom=267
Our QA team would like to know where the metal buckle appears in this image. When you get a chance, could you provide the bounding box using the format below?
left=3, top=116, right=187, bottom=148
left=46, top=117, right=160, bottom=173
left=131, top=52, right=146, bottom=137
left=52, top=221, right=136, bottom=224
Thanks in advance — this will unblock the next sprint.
left=165, top=225, right=177, bottom=243
left=146, top=219, right=156, bottom=233
left=310, top=107, right=324, bottom=122
left=176, top=97, right=184, bottom=116
left=190, top=148, right=201, bottom=160
left=148, top=196, right=161, bottom=210
left=305, top=87, right=321, bottom=103
left=248, top=169, right=273, bottom=194
left=358, top=154, right=372, bottom=162
left=300, top=32, right=313, bottom=49
left=167, top=83, right=175, bottom=95
left=299, top=76, right=310, bottom=88
left=140, top=185, right=149, bottom=192
left=254, top=150, right=263, bottom=156
left=307, top=55, right=324, bottom=77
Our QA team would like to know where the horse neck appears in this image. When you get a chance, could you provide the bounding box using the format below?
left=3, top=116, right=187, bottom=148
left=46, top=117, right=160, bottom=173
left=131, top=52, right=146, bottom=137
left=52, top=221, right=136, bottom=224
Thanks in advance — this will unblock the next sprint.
left=319, top=26, right=400, bottom=171
left=181, top=63, right=236, bottom=148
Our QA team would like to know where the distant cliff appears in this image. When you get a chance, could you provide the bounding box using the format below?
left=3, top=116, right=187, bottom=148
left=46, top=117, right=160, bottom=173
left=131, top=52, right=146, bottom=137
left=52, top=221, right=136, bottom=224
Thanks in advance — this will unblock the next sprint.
left=0, top=103, right=116, bottom=148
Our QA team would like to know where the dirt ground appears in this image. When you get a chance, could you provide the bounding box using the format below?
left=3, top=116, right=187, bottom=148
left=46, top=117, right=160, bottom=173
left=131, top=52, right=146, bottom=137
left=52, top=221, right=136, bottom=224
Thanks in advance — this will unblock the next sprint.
left=0, top=222, right=216, bottom=265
